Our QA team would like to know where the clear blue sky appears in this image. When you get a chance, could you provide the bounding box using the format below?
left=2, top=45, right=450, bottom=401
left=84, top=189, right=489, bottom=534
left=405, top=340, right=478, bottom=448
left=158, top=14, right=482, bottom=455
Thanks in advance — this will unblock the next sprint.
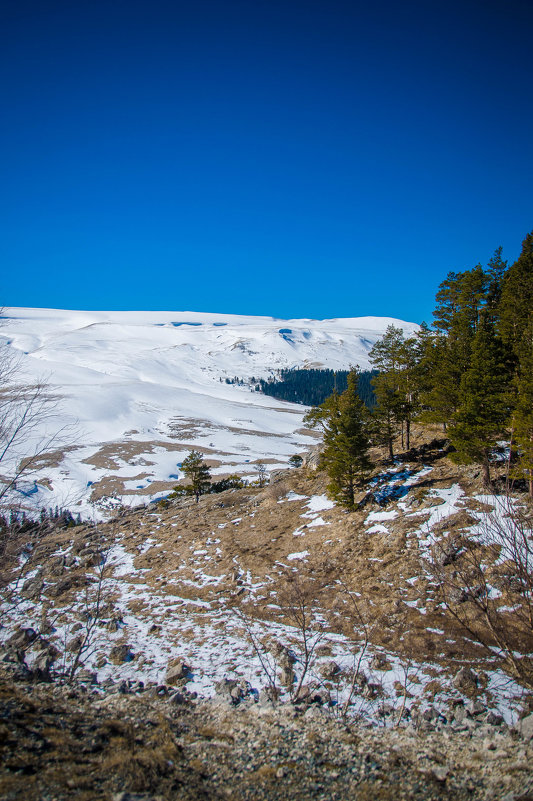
left=1, top=0, right=532, bottom=324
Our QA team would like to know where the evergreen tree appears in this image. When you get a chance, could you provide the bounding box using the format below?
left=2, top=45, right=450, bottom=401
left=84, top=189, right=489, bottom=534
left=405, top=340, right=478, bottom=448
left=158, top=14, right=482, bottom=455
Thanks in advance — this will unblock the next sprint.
left=181, top=450, right=211, bottom=502
left=448, top=315, right=510, bottom=487
left=368, top=325, right=421, bottom=454
left=499, top=231, right=533, bottom=359
left=512, top=319, right=533, bottom=497
left=305, top=371, right=372, bottom=508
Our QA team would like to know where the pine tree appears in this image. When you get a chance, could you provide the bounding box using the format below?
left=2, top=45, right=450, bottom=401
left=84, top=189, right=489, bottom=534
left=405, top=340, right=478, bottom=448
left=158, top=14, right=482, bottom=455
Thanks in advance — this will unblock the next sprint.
left=305, top=371, right=372, bottom=508
left=499, top=231, right=533, bottom=359
left=368, top=325, right=420, bottom=454
left=512, top=319, right=533, bottom=497
left=448, top=316, right=511, bottom=487
left=181, top=450, right=211, bottom=502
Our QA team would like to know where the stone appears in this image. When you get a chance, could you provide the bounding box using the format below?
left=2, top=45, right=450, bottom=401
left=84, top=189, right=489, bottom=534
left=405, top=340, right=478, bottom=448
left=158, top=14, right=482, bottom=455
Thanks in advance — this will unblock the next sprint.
left=465, top=699, right=486, bottom=716
left=431, top=766, right=449, bottom=782
left=485, top=710, right=505, bottom=727
left=370, top=653, right=392, bottom=671
left=165, top=658, right=190, bottom=685
left=109, top=644, right=135, bottom=664
left=453, top=705, right=466, bottom=724
left=280, top=667, right=295, bottom=687
left=453, top=667, right=479, bottom=696
left=258, top=686, right=281, bottom=706
left=169, top=690, right=187, bottom=705
left=214, top=678, right=253, bottom=706
left=6, top=627, right=38, bottom=649
left=320, top=660, right=341, bottom=680
left=67, top=635, right=84, bottom=653
left=21, top=576, right=44, bottom=600
left=519, top=712, right=533, bottom=741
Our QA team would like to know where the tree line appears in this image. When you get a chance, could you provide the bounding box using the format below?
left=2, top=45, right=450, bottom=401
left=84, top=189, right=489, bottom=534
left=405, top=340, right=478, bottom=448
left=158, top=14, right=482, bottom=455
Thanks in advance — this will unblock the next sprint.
left=256, top=368, right=377, bottom=408
left=304, top=230, right=533, bottom=504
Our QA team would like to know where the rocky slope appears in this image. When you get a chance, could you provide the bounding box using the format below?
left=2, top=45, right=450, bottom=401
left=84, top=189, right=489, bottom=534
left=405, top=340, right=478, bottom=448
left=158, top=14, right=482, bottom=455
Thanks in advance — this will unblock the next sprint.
left=1, top=426, right=533, bottom=798
left=1, top=670, right=533, bottom=801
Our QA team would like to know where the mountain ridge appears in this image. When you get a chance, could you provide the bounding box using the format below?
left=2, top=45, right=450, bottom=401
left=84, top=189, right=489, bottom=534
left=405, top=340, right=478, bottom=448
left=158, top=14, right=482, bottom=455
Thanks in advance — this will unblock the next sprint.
left=0, top=308, right=418, bottom=517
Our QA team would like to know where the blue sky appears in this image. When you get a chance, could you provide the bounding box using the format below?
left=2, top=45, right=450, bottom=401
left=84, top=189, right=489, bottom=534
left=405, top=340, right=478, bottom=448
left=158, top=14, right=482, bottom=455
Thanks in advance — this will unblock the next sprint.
left=1, top=0, right=532, bottom=324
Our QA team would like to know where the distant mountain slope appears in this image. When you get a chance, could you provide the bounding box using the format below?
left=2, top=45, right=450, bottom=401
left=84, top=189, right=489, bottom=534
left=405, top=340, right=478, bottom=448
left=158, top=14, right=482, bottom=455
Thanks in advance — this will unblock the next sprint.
left=0, top=308, right=418, bottom=516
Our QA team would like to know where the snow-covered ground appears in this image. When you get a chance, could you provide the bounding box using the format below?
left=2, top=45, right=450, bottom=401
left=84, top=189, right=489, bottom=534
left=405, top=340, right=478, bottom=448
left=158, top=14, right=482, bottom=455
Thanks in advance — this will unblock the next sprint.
left=1, top=307, right=418, bottom=517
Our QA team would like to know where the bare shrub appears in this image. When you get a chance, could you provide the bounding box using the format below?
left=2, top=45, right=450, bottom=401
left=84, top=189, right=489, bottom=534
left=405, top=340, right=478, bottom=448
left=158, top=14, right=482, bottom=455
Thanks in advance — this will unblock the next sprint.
left=432, top=493, right=533, bottom=689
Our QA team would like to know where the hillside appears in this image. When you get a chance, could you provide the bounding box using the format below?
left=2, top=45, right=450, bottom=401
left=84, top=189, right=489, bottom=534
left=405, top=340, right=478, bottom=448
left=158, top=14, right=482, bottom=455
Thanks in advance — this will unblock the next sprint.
left=1, top=426, right=533, bottom=798
left=0, top=308, right=418, bottom=518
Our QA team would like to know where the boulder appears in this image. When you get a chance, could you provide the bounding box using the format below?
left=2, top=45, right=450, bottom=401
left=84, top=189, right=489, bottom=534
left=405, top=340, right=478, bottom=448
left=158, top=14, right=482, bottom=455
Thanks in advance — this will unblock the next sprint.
left=453, top=667, right=480, bottom=697
left=214, top=678, right=254, bottom=706
left=320, top=660, right=341, bottom=680
left=109, top=644, right=135, bottom=665
left=21, top=576, right=44, bottom=600
left=165, top=658, right=191, bottom=686
left=520, top=712, right=533, bottom=741
left=6, top=627, right=38, bottom=650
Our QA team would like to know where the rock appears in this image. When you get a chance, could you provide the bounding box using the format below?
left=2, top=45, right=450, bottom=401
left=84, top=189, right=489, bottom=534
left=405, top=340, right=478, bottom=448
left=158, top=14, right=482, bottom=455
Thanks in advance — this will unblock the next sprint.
left=6, top=627, right=38, bottom=649
left=453, top=704, right=466, bottom=724
left=214, top=678, right=254, bottom=706
left=485, top=710, right=505, bottom=727
left=21, top=576, right=44, bottom=600
left=47, top=574, right=88, bottom=598
left=453, top=667, right=480, bottom=696
left=370, top=653, right=392, bottom=671
left=109, top=644, right=135, bottom=665
left=280, top=666, right=295, bottom=687
left=362, top=682, right=383, bottom=700
left=165, top=658, right=190, bottom=685
left=67, top=634, right=84, bottom=653
left=320, top=660, right=341, bottom=680
left=258, top=686, right=281, bottom=706
left=169, top=690, right=187, bottom=705
left=431, top=765, right=449, bottom=782
left=520, top=712, right=533, bottom=741
left=465, top=699, right=486, bottom=716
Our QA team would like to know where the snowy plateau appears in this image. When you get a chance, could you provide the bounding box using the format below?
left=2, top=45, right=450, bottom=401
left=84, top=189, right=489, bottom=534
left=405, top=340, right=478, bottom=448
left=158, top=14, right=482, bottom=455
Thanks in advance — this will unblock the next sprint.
left=0, top=308, right=418, bottom=518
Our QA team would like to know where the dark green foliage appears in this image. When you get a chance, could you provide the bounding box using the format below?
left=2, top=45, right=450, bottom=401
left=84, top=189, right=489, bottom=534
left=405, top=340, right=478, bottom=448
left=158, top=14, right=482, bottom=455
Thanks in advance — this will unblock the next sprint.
left=288, top=454, right=303, bottom=468
left=499, top=232, right=533, bottom=359
left=180, top=450, right=211, bottom=501
left=448, top=315, right=511, bottom=486
left=257, top=368, right=377, bottom=408
left=304, top=371, right=372, bottom=508
left=368, top=325, right=421, bottom=455
left=209, top=474, right=246, bottom=493
left=512, top=319, right=533, bottom=495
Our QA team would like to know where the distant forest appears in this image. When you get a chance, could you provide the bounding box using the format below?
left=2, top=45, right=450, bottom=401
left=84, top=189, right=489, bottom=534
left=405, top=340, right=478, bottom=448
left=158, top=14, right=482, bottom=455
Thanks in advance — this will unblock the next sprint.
left=255, top=368, right=378, bottom=408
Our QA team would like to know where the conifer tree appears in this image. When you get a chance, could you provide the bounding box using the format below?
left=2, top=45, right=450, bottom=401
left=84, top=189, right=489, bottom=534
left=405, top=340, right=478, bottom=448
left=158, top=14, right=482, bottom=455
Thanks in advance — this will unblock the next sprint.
left=512, top=319, right=533, bottom=497
left=448, top=315, right=510, bottom=487
left=304, top=371, right=371, bottom=508
left=181, top=450, right=211, bottom=501
left=368, top=325, right=421, bottom=454
left=499, top=232, right=533, bottom=359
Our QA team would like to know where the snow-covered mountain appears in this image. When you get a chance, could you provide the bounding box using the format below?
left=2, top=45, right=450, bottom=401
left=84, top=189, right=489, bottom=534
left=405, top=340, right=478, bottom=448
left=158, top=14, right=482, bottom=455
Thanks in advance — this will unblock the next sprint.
left=1, top=308, right=418, bottom=517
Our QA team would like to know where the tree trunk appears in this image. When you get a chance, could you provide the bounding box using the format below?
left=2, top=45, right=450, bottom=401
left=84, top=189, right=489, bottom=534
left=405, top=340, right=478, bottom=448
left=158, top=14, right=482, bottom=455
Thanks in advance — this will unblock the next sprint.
left=506, top=425, right=515, bottom=492
left=406, top=419, right=411, bottom=451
